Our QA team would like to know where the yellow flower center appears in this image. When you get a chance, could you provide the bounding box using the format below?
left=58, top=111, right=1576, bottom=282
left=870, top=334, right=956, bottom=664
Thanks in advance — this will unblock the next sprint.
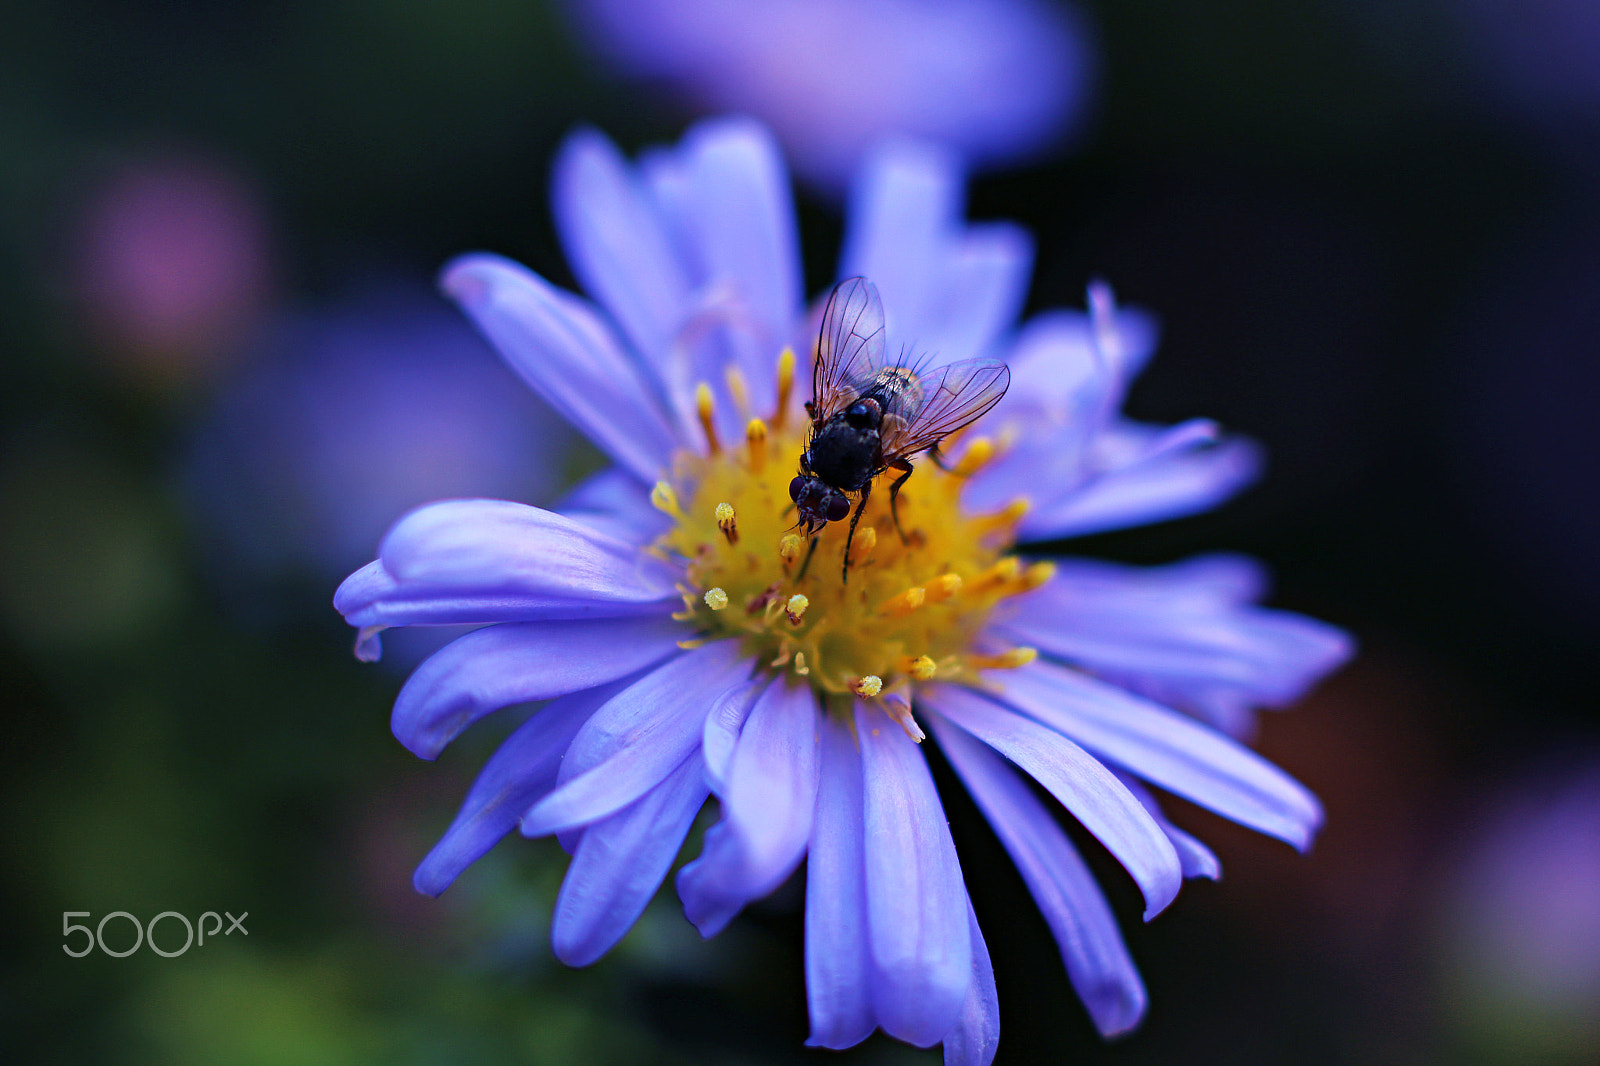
left=654, top=351, right=1048, bottom=736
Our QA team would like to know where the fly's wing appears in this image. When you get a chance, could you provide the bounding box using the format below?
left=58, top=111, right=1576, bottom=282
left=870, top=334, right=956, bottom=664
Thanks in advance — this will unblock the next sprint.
left=811, top=277, right=887, bottom=424
left=879, top=358, right=1011, bottom=460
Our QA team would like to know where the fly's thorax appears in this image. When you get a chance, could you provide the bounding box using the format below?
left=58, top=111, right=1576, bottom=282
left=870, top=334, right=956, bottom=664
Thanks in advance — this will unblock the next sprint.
left=654, top=362, right=1044, bottom=732
left=806, top=415, right=881, bottom=491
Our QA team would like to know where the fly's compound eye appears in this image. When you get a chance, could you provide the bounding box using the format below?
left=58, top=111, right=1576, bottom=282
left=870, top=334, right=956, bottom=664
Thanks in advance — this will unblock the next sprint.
left=826, top=494, right=851, bottom=522
left=789, top=476, right=807, bottom=502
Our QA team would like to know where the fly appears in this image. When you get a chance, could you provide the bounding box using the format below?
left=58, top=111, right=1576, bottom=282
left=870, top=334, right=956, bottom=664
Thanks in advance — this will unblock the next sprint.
left=790, top=277, right=1010, bottom=583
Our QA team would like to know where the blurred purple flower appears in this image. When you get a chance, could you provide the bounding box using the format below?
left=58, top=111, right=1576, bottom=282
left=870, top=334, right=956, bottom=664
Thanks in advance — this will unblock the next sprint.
left=565, top=0, right=1096, bottom=189
left=337, top=118, right=1350, bottom=1059
left=67, top=152, right=273, bottom=384
left=1437, top=753, right=1600, bottom=1058
left=187, top=283, right=570, bottom=606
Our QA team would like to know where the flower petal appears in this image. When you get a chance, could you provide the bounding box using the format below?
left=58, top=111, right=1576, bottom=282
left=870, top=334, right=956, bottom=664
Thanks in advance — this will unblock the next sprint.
left=1116, top=771, right=1221, bottom=881
left=334, top=557, right=673, bottom=639
left=411, top=680, right=621, bottom=897
left=926, top=685, right=1181, bottom=920
left=550, top=753, right=709, bottom=966
left=1001, top=660, right=1324, bottom=850
left=669, top=117, right=801, bottom=391
left=842, top=139, right=1031, bottom=363
left=805, top=713, right=876, bottom=1051
left=1018, top=432, right=1263, bottom=542
left=858, top=700, right=972, bottom=1048
left=378, top=498, right=679, bottom=602
left=392, top=616, right=688, bottom=760
left=441, top=252, right=681, bottom=478
left=678, top=677, right=820, bottom=936
left=997, top=555, right=1353, bottom=725
left=933, top=714, right=1147, bottom=1037
left=556, top=465, right=672, bottom=545
left=552, top=127, right=692, bottom=384
left=942, top=899, right=1000, bottom=1066
left=519, top=640, right=747, bottom=836
left=701, top=680, right=763, bottom=794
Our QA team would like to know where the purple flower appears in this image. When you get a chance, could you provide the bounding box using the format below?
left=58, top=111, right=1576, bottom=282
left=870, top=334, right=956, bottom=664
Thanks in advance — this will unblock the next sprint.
left=336, top=118, right=1352, bottom=1060
left=189, top=283, right=568, bottom=613
left=564, top=0, right=1096, bottom=189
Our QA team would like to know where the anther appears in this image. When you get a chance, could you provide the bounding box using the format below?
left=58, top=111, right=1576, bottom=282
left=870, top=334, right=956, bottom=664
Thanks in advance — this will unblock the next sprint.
left=778, top=533, right=803, bottom=570
left=724, top=366, right=751, bottom=418
left=849, top=524, right=877, bottom=565
left=897, top=654, right=937, bottom=680
left=880, top=586, right=926, bottom=618
left=882, top=693, right=926, bottom=743
left=773, top=347, right=795, bottom=429
left=746, top=419, right=768, bottom=473
left=696, top=382, right=720, bottom=454
left=973, top=498, right=1030, bottom=536
left=715, top=501, right=738, bottom=544
left=785, top=593, right=809, bottom=625
left=925, top=573, right=962, bottom=603
left=651, top=481, right=684, bottom=520
left=1020, top=560, right=1055, bottom=592
left=971, top=557, right=1021, bottom=593
left=851, top=675, right=883, bottom=698
left=971, top=646, right=1038, bottom=670
left=703, top=587, right=730, bottom=611
left=953, top=437, right=996, bottom=476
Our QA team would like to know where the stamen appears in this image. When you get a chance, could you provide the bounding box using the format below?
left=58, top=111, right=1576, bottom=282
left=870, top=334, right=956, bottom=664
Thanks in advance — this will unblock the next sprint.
left=971, top=557, right=1022, bottom=593
left=703, top=587, right=730, bottom=611
left=715, top=501, right=738, bottom=544
left=883, top=693, right=926, bottom=742
left=677, top=637, right=709, bottom=650
left=851, top=674, right=883, bottom=698
left=925, top=573, right=962, bottom=603
left=973, top=497, right=1030, bottom=536
left=953, top=437, right=996, bottom=476
left=897, top=654, right=937, bottom=680
left=746, top=583, right=781, bottom=616
left=793, top=651, right=810, bottom=676
left=696, top=382, right=720, bottom=454
left=971, top=646, right=1038, bottom=670
left=650, top=481, right=684, bottom=520
left=849, top=524, right=877, bottom=565
left=773, top=347, right=795, bottom=429
left=746, top=418, right=768, bottom=473
left=1020, top=561, right=1055, bottom=592
left=785, top=593, right=809, bottom=625
left=879, top=586, right=926, bottom=618
left=724, top=365, right=751, bottom=419
left=778, top=533, right=803, bottom=570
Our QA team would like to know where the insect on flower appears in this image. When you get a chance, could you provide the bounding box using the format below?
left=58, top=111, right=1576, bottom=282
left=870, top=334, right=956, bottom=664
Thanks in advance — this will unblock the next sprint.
left=790, top=276, right=1010, bottom=581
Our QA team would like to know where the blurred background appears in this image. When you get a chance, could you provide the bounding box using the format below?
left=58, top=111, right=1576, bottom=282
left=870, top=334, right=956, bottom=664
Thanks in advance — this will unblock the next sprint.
left=3, top=0, right=1598, bottom=1062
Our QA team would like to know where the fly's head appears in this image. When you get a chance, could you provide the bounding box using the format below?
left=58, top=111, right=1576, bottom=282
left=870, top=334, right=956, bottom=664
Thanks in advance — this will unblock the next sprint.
left=789, top=474, right=851, bottom=534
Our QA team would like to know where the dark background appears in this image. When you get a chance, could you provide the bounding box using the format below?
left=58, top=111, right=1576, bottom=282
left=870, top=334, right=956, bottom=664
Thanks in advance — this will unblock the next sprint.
left=4, top=1, right=1597, bottom=1063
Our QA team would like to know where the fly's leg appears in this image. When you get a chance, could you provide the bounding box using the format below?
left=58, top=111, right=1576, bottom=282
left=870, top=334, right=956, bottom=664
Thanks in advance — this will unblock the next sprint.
left=885, top=457, right=915, bottom=544
left=841, top=480, right=873, bottom=584
left=795, top=534, right=820, bottom=582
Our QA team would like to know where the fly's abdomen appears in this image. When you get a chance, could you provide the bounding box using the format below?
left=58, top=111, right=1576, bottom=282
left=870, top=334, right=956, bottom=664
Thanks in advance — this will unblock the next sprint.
left=870, top=367, right=925, bottom=422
